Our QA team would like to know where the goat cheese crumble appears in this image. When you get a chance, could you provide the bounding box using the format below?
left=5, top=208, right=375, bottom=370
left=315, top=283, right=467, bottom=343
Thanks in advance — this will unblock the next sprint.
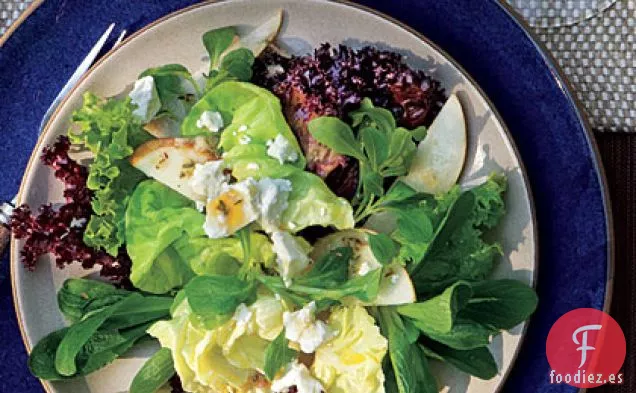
left=271, top=231, right=310, bottom=286
left=129, top=76, right=161, bottom=123
left=204, top=179, right=260, bottom=239
left=189, top=161, right=229, bottom=203
left=267, top=134, right=299, bottom=164
left=272, top=361, right=325, bottom=393
left=257, top=178, right=292, bottom=233
left=283, top=301, right=334, bottom=353
left=196, top=110, right=224, bottom=133
left=203, top=178, right=293, bottom=239
left=271, top=361, right=324, bottom=393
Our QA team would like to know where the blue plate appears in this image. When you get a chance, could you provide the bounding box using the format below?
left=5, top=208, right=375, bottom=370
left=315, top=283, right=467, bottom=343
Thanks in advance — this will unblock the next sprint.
left=0, top=1, right=611, bottom=392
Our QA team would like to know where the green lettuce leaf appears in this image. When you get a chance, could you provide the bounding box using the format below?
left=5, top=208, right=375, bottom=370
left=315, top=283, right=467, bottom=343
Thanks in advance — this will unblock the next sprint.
left=227, top=147, right=354, bottom=232
left=403, top=176, right=507, bottom=295
left=125, top=180, right=275, bottom=293
left=182, top=82, right=301, bottom=157
left=125, top=180, right=203, bottom=293
left=69, top=92, right=152, bottom=256
left=139, top=64, right=200, bottom=120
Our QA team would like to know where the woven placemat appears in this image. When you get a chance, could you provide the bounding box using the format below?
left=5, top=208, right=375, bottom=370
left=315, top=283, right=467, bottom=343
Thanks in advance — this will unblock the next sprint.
left=0, top=0, right=634, bottom=129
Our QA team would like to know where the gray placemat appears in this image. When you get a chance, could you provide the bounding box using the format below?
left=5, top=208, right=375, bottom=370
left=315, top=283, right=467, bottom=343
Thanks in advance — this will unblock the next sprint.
left=0, top=0, right=634, bottom=132
left=534, top=0, right=635, bottom=132
left=0, top=0, right=29, bottom=36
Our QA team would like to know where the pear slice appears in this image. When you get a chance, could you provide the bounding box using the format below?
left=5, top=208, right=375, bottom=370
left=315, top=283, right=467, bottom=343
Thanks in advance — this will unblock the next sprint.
left=372, top=264, right=416, bottom=306
left=311, top=229, right=383, bottom=277
left=237, top=9, right=284, bottom=57
left=143, top=117, right=182, bottom=139
left=363, top=211, right=397, bottom=234
left=402, top=94, right=467, bottom=194
left=311, top=229, right=416, bottom=305
left=219, top=9, right=284, bottom=66
left=130, top=137, right=218, bottom=200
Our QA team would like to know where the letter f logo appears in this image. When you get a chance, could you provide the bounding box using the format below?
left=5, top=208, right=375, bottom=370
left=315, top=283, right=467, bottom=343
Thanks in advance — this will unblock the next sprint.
left=572, top=324, right=602, bottom=368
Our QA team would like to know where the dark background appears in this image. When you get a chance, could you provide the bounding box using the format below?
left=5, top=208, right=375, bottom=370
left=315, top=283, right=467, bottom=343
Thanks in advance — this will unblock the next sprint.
left=594, top=133, right=635, bottom=393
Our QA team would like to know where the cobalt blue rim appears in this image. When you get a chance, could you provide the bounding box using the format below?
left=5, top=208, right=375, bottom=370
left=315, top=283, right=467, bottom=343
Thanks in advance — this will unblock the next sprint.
left=495, top=0, right=614, bottom=313
left=0, top=1, right=612, bottom=393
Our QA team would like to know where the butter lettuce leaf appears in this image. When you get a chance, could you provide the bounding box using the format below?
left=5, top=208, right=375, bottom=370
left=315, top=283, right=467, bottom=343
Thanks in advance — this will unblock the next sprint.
left=126, top=180, right=275, bottom=293
left=182, top=82, right=305, bottom=172
left=312, top=306, right=388, bottom=393
left=148, top=294, right=287, bottom=392
left=125, top=180, right=203, bottom=293
left=227, top=148, right=354, bottom=232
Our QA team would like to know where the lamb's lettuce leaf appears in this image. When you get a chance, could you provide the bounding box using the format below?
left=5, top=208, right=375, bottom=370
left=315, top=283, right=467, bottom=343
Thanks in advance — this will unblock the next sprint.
left=420, top=340, right=497, bottom=380
left=202, top=27, right=255, bottom=90
left=138, top=64, right=201, bottom=120
left=378, top=308, right=438, bottom=393
left=29, top=280, right=172, bottom=381
left=202, top=27, right=236, bottom=69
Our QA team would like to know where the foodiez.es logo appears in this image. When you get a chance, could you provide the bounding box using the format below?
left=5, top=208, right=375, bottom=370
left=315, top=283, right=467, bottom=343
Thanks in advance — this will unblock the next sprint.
left=546, top=308, right=626, bottom=388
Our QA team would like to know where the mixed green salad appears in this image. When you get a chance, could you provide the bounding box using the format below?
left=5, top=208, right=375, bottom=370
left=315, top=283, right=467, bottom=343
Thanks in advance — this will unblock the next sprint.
left=16, top=12, right=537, bottom=393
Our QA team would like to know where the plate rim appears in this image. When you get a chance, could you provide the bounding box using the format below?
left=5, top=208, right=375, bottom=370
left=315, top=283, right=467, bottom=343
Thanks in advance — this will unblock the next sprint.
left=494, top=0, right=614, bottom=319
left=11, top=0, right=599, bottom=392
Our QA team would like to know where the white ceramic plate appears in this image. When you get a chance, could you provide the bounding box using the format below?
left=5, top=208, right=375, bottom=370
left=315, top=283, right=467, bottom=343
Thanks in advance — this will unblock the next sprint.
left=12, top=1, right=536, bottom=392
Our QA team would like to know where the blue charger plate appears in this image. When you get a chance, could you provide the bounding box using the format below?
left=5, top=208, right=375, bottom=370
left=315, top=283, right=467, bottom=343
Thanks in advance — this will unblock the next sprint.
left=0, top=1, right=611, bottom=392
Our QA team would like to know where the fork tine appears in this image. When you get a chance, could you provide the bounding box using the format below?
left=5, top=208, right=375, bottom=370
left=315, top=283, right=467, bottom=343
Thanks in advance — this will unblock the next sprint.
left=113, top=30, right=127, bottom=48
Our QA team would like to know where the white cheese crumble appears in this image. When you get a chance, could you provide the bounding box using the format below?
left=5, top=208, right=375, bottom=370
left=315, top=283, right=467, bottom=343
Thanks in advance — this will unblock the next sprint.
left=239, top=135, right=252, bottom=145
left=204, top=179, right=260, bottom=239
left=271, top=361, right=324, bottom=393
left=189, top=161, right=229, bottom=202
left=201, top=176, right=294, bottom=239
left=283, top=301, right=334, bottom=354
left=238, top=124, right=248, bottom=132
left=257, top=178, right=292, bottom=233
left=271, top=231, right=310, bottom=287
left=266, top=64, right=285, bottom=78
left=267, top=134, right=299, bottom=164
left=204, top=210, right=230, bottom=239
left=70, top=217, right=87, bottom=228
left=357, top=260, right=374, bottom=276
left=128, top=76, right=161, bottom=123
left=233, top=303, right=253, bottom=328
left=196, top=110, right=224, bottom=133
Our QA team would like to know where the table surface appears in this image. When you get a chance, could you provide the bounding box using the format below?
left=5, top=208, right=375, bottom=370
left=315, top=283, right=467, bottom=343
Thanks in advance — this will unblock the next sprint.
left=0, top=1, right=634, bottom=392
left=594, top=133, right=635, bottom=393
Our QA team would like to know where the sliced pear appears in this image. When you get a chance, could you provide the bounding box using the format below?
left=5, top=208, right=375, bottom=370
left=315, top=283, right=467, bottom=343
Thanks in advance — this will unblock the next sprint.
left=219, top=9, right=284, bottom=65
left=402, top=94, right=466, bottom=194
left=143, top=116, right=182, bottom=139
left=130, top=137, right=218, bottom=200
left=372, top=264, right=416, bottom=306
left=363, top=211, right=397, bottom=234
left=311, top=229, right=416, bottom=305
left=311, top=229, right=382, bottom=277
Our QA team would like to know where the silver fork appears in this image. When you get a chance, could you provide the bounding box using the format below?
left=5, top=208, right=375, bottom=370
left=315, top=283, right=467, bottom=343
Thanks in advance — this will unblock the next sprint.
left=0, top=23, right=127, bottom=255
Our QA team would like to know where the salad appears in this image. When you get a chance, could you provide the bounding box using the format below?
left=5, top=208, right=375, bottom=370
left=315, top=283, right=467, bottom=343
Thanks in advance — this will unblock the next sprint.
left=12, top=11, right=538, bottom=393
